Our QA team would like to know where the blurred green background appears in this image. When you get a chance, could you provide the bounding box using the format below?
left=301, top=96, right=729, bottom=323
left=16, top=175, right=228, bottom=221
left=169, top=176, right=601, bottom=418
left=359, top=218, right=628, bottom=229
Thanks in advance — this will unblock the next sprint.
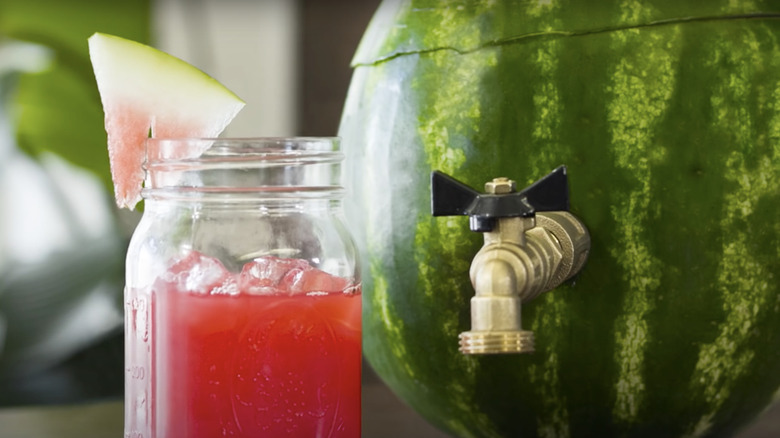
left=0, top=0, right=149, bottom=405
left=0, top=0, right=366, bottom=406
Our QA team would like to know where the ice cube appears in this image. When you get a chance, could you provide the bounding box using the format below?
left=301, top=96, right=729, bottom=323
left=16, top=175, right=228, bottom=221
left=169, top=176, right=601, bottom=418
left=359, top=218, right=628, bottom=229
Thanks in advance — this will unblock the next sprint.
left=288, top=267, right=350, bottom=295
left=166, top=251, right=236, bottom=295
left=239, top=256, right=312, bottom=295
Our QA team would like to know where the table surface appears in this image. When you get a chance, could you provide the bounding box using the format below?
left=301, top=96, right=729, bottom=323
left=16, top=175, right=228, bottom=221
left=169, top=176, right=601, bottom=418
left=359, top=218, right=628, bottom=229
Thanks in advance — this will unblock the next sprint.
left=1, top=374, right=778, bottom=438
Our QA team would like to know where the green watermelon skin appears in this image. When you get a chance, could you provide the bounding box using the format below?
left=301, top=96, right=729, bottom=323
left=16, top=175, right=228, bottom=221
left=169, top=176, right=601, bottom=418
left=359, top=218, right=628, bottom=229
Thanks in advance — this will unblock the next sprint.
left=339, top=1, right=780, bottom=437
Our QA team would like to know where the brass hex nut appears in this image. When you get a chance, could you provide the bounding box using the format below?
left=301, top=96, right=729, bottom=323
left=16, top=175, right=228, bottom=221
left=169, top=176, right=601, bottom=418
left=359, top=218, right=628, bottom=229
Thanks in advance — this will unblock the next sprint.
left=485, top=177, right=516, bottom=194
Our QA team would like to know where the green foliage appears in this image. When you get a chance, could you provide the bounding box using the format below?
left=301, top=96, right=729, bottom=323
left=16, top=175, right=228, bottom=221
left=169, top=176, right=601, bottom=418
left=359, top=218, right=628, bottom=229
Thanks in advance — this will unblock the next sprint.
left=0, top=0, right=150, bottom=406
left=1, top=0, right=150, bottom=189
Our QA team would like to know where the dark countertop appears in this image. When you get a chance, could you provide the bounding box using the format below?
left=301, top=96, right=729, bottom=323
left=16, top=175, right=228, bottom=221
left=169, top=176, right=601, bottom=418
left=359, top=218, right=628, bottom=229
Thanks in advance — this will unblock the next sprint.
left=0, top=378, right=777, bottom=438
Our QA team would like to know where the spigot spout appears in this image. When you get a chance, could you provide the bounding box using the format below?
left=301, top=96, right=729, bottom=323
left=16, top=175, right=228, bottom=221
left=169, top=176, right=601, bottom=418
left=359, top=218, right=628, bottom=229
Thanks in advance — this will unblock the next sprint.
left=432, top=168, right=590, bottom=355
left=458, top=213, right=590, bottom=354
left=459, top=217, right=537, bottom=354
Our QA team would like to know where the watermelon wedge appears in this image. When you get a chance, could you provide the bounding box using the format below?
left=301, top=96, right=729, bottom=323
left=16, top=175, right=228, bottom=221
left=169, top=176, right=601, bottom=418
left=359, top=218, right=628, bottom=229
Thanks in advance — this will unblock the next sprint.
left=88, top=32, right=245, bottom=209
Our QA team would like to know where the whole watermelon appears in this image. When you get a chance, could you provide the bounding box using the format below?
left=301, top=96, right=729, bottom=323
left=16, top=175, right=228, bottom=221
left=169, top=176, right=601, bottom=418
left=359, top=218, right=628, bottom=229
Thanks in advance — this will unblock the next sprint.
left=339, top=1, right=780, bottom=437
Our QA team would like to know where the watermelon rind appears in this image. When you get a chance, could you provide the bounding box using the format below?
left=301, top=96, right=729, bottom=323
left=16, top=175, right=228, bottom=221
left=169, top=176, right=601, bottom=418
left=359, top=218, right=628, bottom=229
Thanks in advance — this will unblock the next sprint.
left=88, top=32, right=245, bottom=209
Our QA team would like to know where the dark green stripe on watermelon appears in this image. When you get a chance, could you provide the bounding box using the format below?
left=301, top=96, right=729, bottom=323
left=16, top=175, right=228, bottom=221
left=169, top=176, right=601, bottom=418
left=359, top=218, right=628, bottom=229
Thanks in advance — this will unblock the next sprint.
left=340, top=1, right=780, bottom=437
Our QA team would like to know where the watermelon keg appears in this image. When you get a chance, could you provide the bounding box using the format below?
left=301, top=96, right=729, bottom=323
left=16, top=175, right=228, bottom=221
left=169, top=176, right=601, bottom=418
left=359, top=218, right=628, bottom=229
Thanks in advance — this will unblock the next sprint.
left=339, top=1, right=780, bottom=437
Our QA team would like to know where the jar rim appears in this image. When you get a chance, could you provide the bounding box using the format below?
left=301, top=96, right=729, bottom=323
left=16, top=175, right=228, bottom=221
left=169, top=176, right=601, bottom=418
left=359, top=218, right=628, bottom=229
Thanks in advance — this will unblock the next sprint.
left=142, top=137, right=345, bottom=199
left=145, top=137, right=341, bottom=165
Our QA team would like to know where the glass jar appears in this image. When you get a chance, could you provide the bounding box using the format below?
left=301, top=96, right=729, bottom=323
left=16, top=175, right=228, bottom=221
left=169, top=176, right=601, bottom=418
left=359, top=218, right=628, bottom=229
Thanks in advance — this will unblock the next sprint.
left=124, top=138, right=361, bottom=438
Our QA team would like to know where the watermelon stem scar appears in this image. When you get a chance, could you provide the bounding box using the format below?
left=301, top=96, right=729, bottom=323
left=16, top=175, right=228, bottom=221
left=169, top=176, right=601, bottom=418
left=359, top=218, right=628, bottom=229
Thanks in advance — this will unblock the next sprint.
left=431, top=168, right=590, bottom=354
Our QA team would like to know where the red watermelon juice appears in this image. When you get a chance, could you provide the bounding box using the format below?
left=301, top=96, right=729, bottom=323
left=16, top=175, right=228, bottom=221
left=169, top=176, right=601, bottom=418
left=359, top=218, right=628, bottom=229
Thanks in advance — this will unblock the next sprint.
left=128, top=251, right=361, bottom=438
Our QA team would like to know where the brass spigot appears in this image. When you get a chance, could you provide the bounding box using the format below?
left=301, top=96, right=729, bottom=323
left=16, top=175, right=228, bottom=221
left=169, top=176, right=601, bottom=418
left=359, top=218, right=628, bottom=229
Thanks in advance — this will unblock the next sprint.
left=431, top=167, right=590, bottom=354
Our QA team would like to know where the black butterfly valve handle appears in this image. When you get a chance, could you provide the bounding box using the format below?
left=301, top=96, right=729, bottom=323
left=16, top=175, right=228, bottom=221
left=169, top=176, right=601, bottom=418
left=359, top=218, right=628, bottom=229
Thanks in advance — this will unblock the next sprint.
left=431, top=166, right=590, bottom=354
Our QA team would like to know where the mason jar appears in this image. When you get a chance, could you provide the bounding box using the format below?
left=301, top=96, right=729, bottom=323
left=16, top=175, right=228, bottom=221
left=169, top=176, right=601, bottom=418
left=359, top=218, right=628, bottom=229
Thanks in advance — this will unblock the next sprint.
left=123, top=138, right=361, bottom=438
